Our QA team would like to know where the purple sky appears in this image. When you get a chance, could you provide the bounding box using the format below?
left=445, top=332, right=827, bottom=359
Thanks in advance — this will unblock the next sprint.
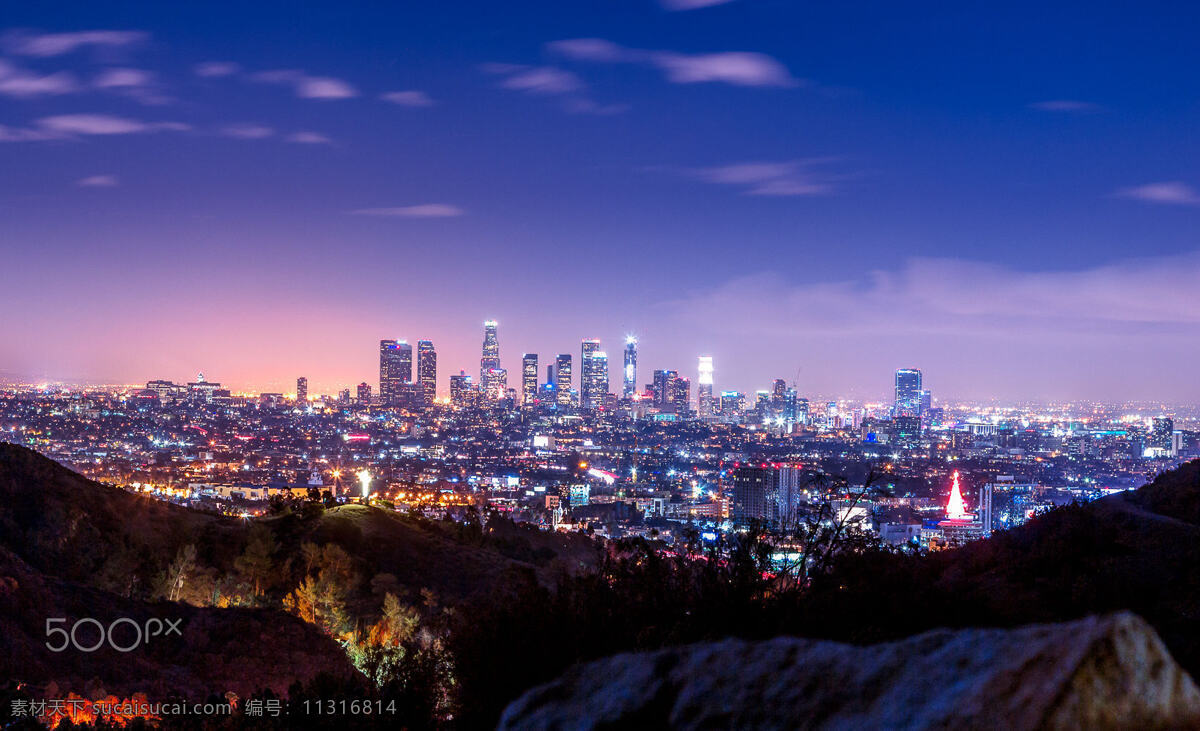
left=1, top=1, right=1199, bottom=401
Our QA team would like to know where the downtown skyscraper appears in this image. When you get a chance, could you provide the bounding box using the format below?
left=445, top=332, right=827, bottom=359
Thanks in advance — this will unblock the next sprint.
left=623, top=337, right=638, bottom=401
left=480, top=320, right=504, bottom=400
left=379, top=340, right=413, bottom=406
left=697, top=356, right=713, bottom=418
left=555, top=354, right=573, bottom=407
left=894, top=368, right=923, bottom=417
left=580, top=339, right=604, bottom=410
left=417, top=340, right=436, bottom=406
left=521, top=353, right=539, bottom=407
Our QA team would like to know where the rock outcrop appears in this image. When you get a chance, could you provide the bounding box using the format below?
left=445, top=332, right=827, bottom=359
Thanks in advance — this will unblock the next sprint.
left=500, top=612, right=1200, bottom=730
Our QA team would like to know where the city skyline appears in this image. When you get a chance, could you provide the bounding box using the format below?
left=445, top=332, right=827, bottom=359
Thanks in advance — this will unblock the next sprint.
left=3, top=2, right=1200, bottom=400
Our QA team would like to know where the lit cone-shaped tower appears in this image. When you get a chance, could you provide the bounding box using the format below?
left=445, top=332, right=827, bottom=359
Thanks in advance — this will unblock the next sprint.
left=946, top=470, right=968, bottom=519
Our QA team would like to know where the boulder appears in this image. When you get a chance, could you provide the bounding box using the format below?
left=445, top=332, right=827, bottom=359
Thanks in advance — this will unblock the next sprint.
left=500, top=612, right=1200, bottom=730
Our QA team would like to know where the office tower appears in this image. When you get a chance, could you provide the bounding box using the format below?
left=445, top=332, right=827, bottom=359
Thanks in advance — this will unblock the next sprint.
left=720, top=391, right=744, bottom=420
left=450, top=371, right=472, bottom=406
left=555, top=354, right=573, bottom=407
left=730, top=466, right=776, bottom=525
left=590, top=351, right=609, bottom=408
left=522, top=353, right=539, bottom=406
left=296, top=377, right=307, bottom=404
left=770, top=378, right=787, bottom=417
left=580, top=339, right=602, bottom=409
left=623, top=337, right=638, bottom=400
left=754, top=391, right=770, bottom=422
left=894, top=368, right=922, bottom=417
left=411, top=340, right=436, bottom=406
left=480, top=320, right=501, bottom=399
left=797, top=397, right=810, bottom=425
left=356, top=382, right=372, bottom=405
left=651, top=370, right=673, bottom=408
left=783, top=387, right=798, bottom=423
left=486, top=368, right=508, bottom=400
left=919, top=389, right=932, bottom=415
left=338, top=388, right=350, bottom=403
left=697, top=356, right=714, bottom=418
left=1152, top=417, right=1175, bottom=450
left=672, top=376, right=690, bottom=416
left=379, top=340, right=413, bottom=406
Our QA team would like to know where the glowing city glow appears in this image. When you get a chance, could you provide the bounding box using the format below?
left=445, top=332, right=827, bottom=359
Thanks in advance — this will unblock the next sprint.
left=357, top=468, right=371, bottom=498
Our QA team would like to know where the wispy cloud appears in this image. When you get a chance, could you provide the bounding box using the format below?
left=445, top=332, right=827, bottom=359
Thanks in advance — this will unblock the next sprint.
left=350, top=204, right=465, bottom=218
left=4, top=29, right=148, bottom=57
left=0, top=59, right=77, bottom=97
left=93, top=67, right=169, bottom=104
left=251, top=69, right=358, bottom=99
left=669, top=160, right=839, bottom=196
left=193, top=61, right=240, bottom=78
left=0, top=125, right=60, bottom=142
left=660, top=0, right=738, bottom=9
left=76, top=174, right=118, bottom=187
left=548, top=38, right=800, bottom=88
left=658, top=252, right=1200, bottom=398
left=483, top=62, right=624, bottom=113
left=220, top=123, right=274, bottom=139
left=0, top=114, right=190, bottom=141
left=1115, top=181, right=1200, bottom=206
left=671, top=253, right=1200, bottom=337
left=1029, top=100, right=1101, bottom=112
left=286, top=131, right=333, bottom=144
left=564, top=98, right=630, bottom=115
left=380, top=90, right=435, bottom=107
left=500, top=66, right=583, bottom=95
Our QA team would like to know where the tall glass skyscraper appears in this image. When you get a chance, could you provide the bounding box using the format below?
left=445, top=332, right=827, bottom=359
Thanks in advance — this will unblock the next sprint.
left=697, top=356, right=713, bottom=418
left=417, top=340, right=436, bottom=406
left=521, top=353, right=539, bottom=407
left=580, top=339, right=602, bottom=409
left=480, top=320, right=500, bottom=398
left=379, top=339, right=412, bottom=406
left=623, top=336, right=638, bottom=400
left=592, top=351, right=609, bottom=409
left=555, top=354, right=573, bottom=407
left=894, top=368, right=922, bottom=417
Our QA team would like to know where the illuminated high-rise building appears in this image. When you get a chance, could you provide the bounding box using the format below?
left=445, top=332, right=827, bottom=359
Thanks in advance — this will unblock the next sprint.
left=486, top=368, right=507, bottom=400
left=770, top=378, right=787, bottom=417
left=480, top=320, right=501, bottom=399
left=652, top=370, right=678, bottom=410
left=522, top=353, right=539, bottom=407
left=721, top=391, right=745, bottom=423
left=555, top=354, right=573, bottom=407
left=449, top=371, right=474, bottom=407
left=417, top=340, right=436, bottom=406
left=590, top=351, right=609, bottom=408
left=672, top=376, right=690, bottom=416
left=1152, top=417, right=1175, bottom=451
left=356, top=382, right=372, bottom=405
left=894, top=368, right=922, bottom=417
left=296, top=376, right=307, bottom=404
left=697, top=356, right=714, bottom=418
left=783, top=387, right=798, bottom=423
left=379, top=340, right=413, bottom=406
left=622, top=337, right=638, bottom=400
left=580, top=339, right=603, bottom=410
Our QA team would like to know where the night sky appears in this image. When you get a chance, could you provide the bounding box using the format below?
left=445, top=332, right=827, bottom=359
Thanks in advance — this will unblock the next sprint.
left=2, top=1, right=1198, bottom=401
